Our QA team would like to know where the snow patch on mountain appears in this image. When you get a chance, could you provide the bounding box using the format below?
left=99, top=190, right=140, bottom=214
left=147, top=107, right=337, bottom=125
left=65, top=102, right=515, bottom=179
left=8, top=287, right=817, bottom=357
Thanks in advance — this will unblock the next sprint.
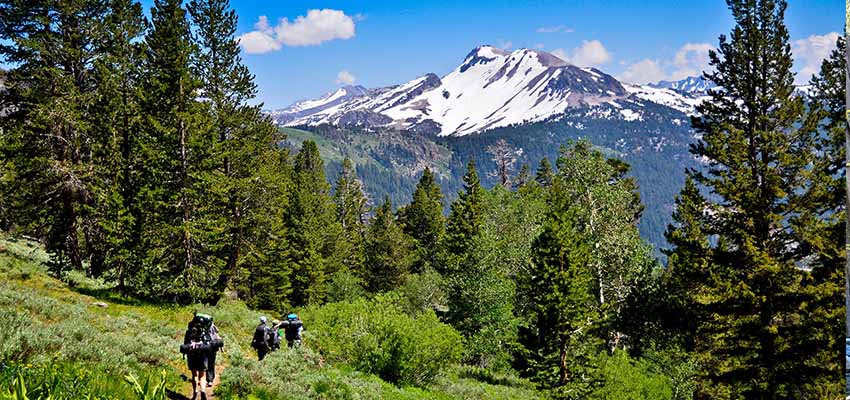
left=268, top=46, right=703, bottom=136
left=650, top=76, right=717, bottom=95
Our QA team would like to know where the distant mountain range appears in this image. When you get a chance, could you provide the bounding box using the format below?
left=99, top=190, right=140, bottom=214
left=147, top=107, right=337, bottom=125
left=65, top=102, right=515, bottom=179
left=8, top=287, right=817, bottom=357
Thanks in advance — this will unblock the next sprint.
left=263, top=46, right=799, bottom=252
left=267, top=46, right=710, bottom=137
left=648, top=75, right=717, bottom=95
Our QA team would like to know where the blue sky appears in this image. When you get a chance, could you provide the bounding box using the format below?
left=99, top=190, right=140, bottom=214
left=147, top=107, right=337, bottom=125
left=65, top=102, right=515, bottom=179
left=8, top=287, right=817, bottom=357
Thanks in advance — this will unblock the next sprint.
left=143, top=0, right=843, bottom=109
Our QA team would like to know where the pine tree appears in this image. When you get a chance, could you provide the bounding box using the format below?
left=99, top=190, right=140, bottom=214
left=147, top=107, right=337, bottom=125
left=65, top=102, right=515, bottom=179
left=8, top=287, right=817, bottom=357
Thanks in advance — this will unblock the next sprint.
left=664, top=0, right=829, bottom=396
left=364, top=197, right=414, bottom=292
left=286, top=140, right=341, bottom=306
left=187, top=0, right=283, bottom=297
left=398, top=167, right=445, bottom=272
left=0, top=0, right=109, bottom=274
left=443, top=159, right=484, bottom=264
left=136, top=0, right=211, bottom=301
left=535, top=157, right=554, bottom=188
left=519, top=189, right=600, bottom=396
left=788, top=34, right=846, bottom=385
left=513, top=163, right=532, bottom=189
left=442, top=159, right=487, bottom=337
left=90, top=0, right=148, bottom=289
left=241, top=147, right=294, bottom=312
left=333, top=158, right=369, bottom=273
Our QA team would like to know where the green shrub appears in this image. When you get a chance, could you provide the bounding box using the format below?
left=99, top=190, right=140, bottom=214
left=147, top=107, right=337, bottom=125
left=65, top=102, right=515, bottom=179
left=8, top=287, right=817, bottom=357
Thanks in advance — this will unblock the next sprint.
left=395, top=270, right=447, bottom=316
left=306, top=294, right=463, bottom=387
left=0, top=362, right=168, bottom=400
left=325, top=270, right=367, bottom=303
left=588, top=350, right=673, bottom=400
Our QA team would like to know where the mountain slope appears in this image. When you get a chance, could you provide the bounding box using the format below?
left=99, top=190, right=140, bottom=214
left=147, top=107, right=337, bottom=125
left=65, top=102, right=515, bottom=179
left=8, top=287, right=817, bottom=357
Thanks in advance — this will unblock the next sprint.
left=269, top=46, right=695, bottom=137
left=267, top=46, right=714, bottom=251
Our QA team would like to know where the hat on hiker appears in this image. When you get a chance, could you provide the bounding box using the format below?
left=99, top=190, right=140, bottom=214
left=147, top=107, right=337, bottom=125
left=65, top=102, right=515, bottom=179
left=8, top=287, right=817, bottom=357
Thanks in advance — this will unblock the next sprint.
left=260, top=316, right=267, bottom=323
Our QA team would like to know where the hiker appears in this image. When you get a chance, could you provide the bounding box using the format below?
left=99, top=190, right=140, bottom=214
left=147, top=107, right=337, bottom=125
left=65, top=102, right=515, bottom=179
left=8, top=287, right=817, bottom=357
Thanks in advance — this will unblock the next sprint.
left=269, top=319, right=282, bottom=351
left=206, top=317, right=224, bottom=387
left=181, top=313, right=212, bottom=399
left=251, top=316, right=271, bottom=360
left=283, top=313, right=304, bottom=348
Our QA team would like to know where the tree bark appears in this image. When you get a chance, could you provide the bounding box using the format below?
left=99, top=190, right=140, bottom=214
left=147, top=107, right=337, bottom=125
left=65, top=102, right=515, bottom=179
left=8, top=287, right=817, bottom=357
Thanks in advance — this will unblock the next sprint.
left=559, top=339, right=569, bottom=386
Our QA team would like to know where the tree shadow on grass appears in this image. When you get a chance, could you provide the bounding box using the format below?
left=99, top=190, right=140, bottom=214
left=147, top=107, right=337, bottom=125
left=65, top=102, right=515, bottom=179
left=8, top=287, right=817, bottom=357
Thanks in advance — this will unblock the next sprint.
left=68, top=285, right=147, bottom=307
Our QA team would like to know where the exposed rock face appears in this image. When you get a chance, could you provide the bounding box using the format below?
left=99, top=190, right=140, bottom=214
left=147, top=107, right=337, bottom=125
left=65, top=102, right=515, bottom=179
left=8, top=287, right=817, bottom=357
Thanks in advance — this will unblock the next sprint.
left=336, top=109, right=393, bottom=127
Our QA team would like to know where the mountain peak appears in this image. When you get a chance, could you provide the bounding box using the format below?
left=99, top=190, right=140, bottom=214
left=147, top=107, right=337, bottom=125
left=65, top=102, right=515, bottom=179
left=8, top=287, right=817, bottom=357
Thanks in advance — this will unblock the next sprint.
left=649, top=76, right=715, bottom=94
left=269, top=45, right=695, bottom=136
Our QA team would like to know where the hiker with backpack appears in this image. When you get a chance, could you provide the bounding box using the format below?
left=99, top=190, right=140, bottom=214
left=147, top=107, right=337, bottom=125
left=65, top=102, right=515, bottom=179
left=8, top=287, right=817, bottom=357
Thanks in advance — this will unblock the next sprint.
left=269, top=319, right=282, bottom=352
left=206, top=318, right=224, bottom=386
left=251, top=316, right=271, bottom=361
left=282, top=313, right=304, bottom=348
left=180, top=313, right=214, bottom=399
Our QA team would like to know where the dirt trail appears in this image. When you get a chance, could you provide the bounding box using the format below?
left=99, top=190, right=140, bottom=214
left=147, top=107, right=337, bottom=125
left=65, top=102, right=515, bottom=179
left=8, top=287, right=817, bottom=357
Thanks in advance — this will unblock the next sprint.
left=208, top=362, right=225, bottom=399
left=171, top=360, right=226, bottom=400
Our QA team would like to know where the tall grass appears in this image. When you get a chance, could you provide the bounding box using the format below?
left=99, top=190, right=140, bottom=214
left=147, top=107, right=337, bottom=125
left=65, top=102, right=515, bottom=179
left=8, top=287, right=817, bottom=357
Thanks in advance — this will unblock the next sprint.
left=0, top=236, right=542, bottom=399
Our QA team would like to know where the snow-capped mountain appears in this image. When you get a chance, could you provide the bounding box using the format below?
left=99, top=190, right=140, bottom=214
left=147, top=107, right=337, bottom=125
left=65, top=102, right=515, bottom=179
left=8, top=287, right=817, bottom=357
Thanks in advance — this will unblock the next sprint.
left=266, top=85, right=370, bottom=125
left=649, top=76, right=717, bottom=95
left=268, top=46, right=701, bottom=137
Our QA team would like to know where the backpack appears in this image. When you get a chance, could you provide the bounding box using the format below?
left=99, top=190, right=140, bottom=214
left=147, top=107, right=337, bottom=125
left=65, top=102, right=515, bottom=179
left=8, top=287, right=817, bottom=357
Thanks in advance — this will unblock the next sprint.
left=180, top=319, right=211, bottom=354
left=209, top=323, right=224, bottom=350
left=251, top=323, right=269, bottom=350
left=284, top=319, right=303, bottom=341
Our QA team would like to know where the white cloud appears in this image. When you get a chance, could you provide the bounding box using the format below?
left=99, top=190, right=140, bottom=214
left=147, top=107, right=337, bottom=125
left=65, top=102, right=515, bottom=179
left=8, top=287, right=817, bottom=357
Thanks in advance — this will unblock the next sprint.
left=534, top=43, right=545, bottom=50
left=618, top=42, right=713, bottom=84
left=238, top=16, right=281, bottom=54
left=569, top=40, right=611, bottom=67
left=238, top=9, right=356, bottom=54
left=793, top=32, right=839, bottom=84
left=335, top=70, right=356, bottom=85
left=615, top=34, right=839, bottom=86
left=498, top=40, right=513, bottom=50
left=670, top=43, right=713, bottom=80
left=536, top=25, right=574, bottom=33
left=550, top=40, right=611, bottom=67
left=619, top=59, right=666, bottom=84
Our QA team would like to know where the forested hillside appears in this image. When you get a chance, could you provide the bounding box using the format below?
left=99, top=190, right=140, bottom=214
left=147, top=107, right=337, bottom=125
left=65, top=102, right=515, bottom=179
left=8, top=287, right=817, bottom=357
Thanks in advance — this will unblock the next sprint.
left=286, top=99, right=697, bottom=251
left=0, top=0, right=844, bottom=399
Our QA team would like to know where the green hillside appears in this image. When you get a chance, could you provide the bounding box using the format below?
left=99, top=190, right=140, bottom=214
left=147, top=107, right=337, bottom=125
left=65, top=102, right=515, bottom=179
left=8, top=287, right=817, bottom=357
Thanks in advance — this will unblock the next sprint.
left=0, top=236, right=541, bottom=399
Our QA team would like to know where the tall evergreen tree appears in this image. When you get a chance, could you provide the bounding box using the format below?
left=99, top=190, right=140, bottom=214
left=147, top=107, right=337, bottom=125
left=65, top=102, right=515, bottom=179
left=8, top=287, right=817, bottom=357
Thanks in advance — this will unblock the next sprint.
left=0, top=0, right=109, bottom=274
left=398, top=167, right=445, bottom=272
left=442, top=159, right=488, bottom=338
left=535, top=157, right=554, bottom=188
left=364, top=197, right=414, bottom=292
left=286, top=140, right=341, bottom=306
left=187, top=0, right=282, bottom=296
left=519, top=187, right=600, bottom=396
left=664, top=0, right=832, bottom=396
left=90, top=0, right=148, bottom=288
left=136, top=0, right=212, bottom=301
left=241, top=147, right=293, bottom=311
left=793, top=34, right=846, bottom=383
left=333, top=158, right=369, bottom=273
left=444, top=159, right=484, bottom=264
